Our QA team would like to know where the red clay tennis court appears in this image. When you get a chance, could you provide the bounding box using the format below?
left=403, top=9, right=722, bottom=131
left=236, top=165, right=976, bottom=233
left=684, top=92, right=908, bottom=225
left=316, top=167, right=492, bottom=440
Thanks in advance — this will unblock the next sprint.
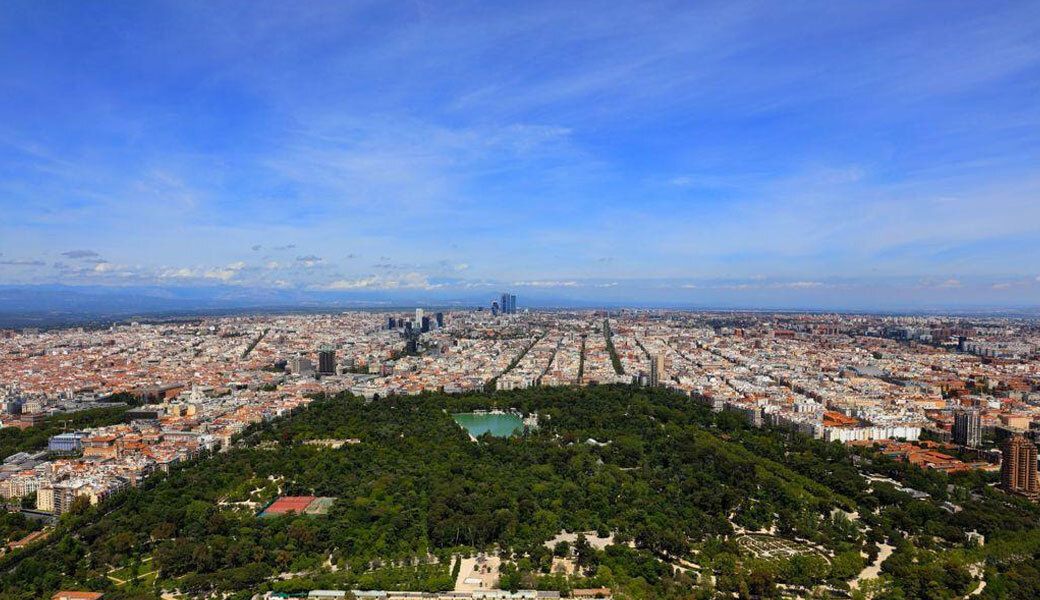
left=262, top=496, right=317, bottom=515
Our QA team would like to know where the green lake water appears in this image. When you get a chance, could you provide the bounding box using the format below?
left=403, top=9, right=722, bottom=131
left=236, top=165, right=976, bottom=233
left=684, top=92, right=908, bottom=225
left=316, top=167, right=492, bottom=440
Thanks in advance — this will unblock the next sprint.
left=452, top=412, right=524, bottom=438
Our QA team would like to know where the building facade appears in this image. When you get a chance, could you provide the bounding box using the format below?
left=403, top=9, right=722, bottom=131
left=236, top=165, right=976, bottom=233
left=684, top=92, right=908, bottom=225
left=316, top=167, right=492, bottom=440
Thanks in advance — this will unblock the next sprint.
left=1001, top=435, right=1040, bottom=499
left=649, top=354, right=665, bottom=387
left=318, top=348, right=337, bottom=375
left=953, top=408, right=982, bottom=447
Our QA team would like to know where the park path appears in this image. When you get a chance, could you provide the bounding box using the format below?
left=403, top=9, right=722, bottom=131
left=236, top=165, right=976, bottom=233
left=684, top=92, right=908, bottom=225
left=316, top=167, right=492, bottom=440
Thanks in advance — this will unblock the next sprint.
left=850, top=542, right=894, bottom=589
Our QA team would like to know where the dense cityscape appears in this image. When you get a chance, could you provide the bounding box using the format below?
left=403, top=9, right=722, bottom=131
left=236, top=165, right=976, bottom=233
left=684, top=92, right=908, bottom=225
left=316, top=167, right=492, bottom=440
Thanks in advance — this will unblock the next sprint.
left=2, top=299, right=1040, bottom=598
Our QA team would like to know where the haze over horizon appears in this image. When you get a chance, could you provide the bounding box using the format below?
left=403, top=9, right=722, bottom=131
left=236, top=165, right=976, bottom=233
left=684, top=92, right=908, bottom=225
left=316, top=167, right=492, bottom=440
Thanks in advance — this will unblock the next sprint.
left=2, top=1, right=1040, bottom=310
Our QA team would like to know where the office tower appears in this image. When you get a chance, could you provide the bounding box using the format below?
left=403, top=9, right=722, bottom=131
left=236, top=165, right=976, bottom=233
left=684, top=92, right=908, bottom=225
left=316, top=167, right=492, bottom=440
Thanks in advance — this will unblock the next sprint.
left=649, top=354, right=666, bottom=387
left=499, top=293, right=517, bottom=314
left=491, top=301, right=499, bottom=316
left=421, top=316, right=430, bottom=333
left=953, top=408, right=982, bottom=447
left=495, top=293, right=515, bottom=316
left=388, top=317, right=396, bottom=330
left=415, top=308, right=424, bottom=324
left=318, top=347, right=336, bottom=376
left=404, top=321, right=413, bottom=335
left=1001, top=435, right=1040, bottom=499
left=435, top=312, right=444, bottom=328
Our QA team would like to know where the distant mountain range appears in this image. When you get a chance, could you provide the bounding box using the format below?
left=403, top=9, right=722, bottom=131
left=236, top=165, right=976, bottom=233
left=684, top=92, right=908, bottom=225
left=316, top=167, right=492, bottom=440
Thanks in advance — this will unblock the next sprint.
left=0, top=284, right=1037, bottom=329
left=0, top=285, right=428, bottom=328
left=0, top=284, right=590, bottom=328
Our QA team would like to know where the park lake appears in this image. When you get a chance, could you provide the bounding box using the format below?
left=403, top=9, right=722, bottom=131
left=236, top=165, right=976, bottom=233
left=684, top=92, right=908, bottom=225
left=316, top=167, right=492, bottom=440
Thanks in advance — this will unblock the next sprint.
left=452, top=411, right=524, bottom=438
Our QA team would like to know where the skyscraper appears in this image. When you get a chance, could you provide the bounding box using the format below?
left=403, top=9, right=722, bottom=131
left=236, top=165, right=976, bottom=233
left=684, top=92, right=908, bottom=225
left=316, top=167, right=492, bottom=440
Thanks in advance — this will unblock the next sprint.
left=415, top=308, right=424, bottom=323
left=499, top=293, right=517, bottom=314
left=491, top=301, right=499, bottom=316
left=318, top=347, right=336, bottom=375
left=435, top=312, right=444, bottom=328
left=953, top=408, right=981, bottom=447
left=388, top=317, right=396, bottom=330
left=421, top=316, right=430, bottom=333
left=649, top=354, right=666, bottom=387
left=1001, top=435, right=1039, bottom=499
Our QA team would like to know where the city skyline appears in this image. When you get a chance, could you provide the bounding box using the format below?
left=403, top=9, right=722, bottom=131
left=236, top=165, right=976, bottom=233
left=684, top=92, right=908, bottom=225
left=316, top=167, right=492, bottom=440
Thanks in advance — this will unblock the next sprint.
left=2, top=1, right=1040, bottom=310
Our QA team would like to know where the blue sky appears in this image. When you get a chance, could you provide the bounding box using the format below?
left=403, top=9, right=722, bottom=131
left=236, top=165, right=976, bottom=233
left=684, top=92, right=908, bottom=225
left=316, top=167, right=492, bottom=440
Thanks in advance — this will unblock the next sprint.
left=1, top=1, right=1039, bottom=308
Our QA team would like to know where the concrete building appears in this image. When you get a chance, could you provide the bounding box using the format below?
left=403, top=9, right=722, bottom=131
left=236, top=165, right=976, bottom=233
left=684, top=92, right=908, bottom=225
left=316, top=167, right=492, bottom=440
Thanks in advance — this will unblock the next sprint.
left=289, top=355, right=315, bottom=376
left=649, top=354, right=665, bottom=387
left=48, top=432, right=88, bottom=453
left=953, top=408, right=982, bottom=447
left=1001, top=435, right=1039, bottom=499
left=318, top=348, right=337, bottom=376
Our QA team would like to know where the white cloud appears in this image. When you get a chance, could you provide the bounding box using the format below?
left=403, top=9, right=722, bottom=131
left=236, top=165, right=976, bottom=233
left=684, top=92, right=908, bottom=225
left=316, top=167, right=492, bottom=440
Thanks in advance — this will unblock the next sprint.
left=61, top=250, right=100, bottom=259
left=202, top=261, right=247, bottom=281
left=324, top=276, right=379, bottom=290
left=321, top=272, right=440, bottom=290
left=915, top=278, right=963, bottom=289
left=710, top=280, right=831, bottom=291
left=513, top=280, right=579, bottom=287
left=990, top=277, right=1039, bottom=290
left=159, top=267, right=198, bottom=279
left=204, top=269, right=237, bottom=281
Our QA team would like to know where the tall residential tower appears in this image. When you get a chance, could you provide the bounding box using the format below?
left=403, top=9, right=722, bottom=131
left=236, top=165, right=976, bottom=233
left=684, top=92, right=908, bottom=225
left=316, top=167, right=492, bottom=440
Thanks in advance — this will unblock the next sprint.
left=1001, top=435, right=1039, bottom=500
left=953, top=408, right=981, bottom=447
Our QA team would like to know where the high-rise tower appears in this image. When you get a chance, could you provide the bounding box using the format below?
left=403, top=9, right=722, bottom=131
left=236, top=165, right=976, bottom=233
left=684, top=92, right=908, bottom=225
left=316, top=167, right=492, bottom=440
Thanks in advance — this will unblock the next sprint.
left=317, top=347, right=336, bottom=375
left=953, top=408, right=982, bottom=447
left=1001, top=435, right=1039, bottom=499
left=649, top=354, right=666, bottom=387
